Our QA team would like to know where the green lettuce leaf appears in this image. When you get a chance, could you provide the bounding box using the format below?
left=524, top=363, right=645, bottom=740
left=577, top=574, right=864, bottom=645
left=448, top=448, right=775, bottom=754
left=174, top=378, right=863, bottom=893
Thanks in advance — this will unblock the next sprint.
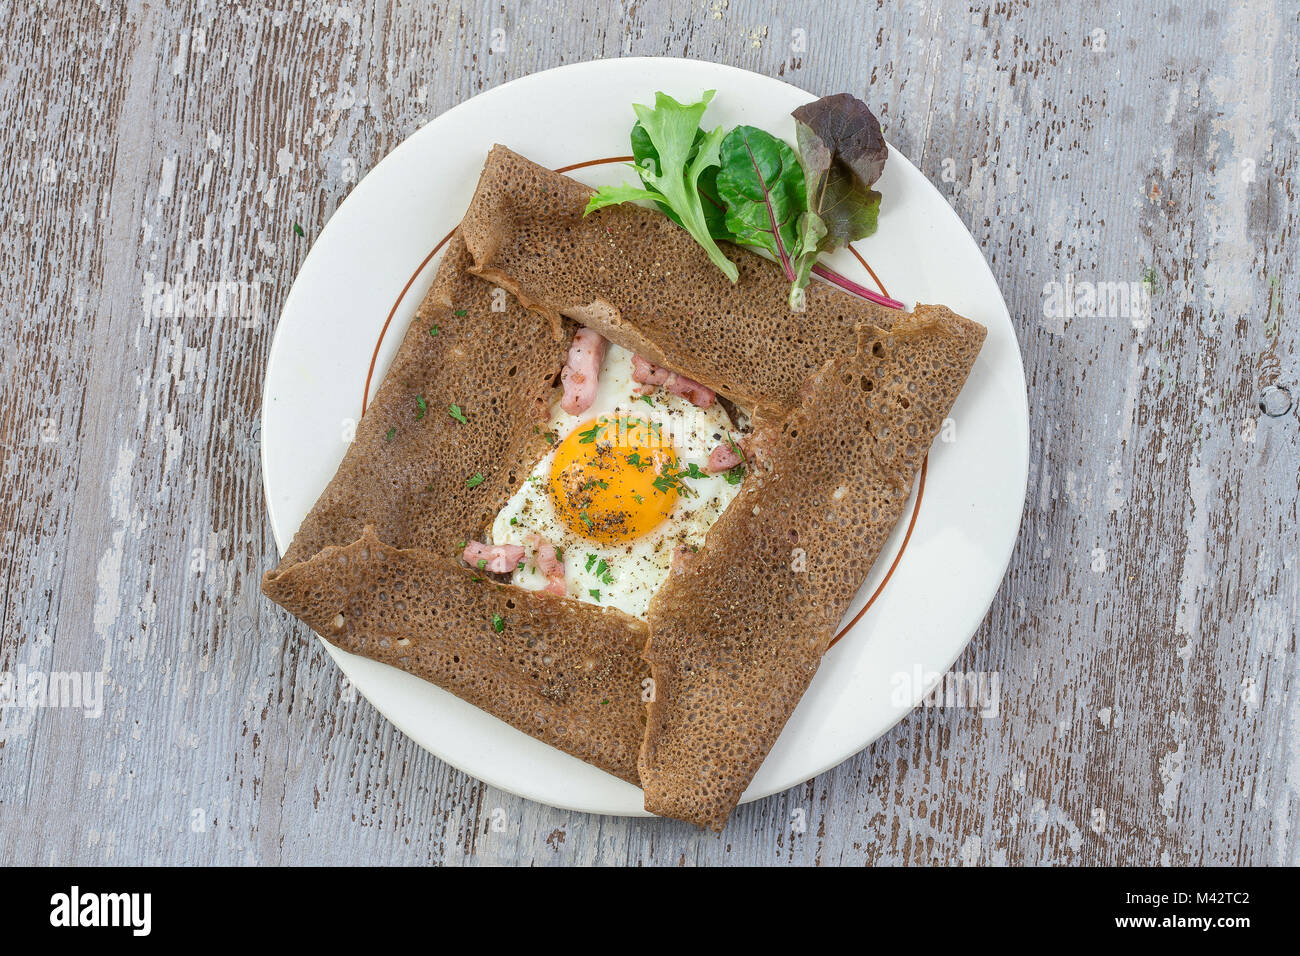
left=629, top=122, right=730, bottom=240
left=585, top=91, right=738, bottom=283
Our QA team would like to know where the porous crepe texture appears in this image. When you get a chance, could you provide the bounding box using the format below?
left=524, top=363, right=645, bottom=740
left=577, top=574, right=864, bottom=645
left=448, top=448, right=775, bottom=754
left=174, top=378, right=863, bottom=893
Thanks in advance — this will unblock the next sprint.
left=275, top=236, right=561, bottom=567
left=262, top=235, right=650, bottom=784
left=639, top=310, right=987, bottom=829
left=459, top=145, right=972, bottom=417
left=265, top=150, right=988, bottom=825
left=266, top=529, right=649, bottom=783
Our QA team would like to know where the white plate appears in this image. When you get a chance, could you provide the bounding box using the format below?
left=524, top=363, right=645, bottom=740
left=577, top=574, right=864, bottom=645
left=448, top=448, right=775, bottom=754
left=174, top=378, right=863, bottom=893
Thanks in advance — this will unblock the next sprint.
left=262, top=57, right=1028, bottom=818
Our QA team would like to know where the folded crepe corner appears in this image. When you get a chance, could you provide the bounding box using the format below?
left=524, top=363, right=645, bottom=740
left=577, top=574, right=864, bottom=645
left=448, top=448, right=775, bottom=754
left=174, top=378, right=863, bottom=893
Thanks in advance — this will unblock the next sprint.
left=639, top=312, right=985, bottom=830
left=264, top=146, right=987, bottom=829
left=263, top=527, right=649, bottom=784
left=260, top=234, right=649, bottom=785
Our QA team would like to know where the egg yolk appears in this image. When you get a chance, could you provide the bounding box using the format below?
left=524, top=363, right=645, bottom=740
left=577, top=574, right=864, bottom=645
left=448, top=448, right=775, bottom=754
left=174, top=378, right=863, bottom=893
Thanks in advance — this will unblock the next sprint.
left=549, top=417, right=678, bottom=543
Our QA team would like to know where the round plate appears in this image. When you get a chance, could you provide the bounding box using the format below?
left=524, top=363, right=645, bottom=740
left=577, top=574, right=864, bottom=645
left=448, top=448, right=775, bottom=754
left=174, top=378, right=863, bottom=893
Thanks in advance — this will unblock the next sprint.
left=262, top=57, right=1028, bottom=817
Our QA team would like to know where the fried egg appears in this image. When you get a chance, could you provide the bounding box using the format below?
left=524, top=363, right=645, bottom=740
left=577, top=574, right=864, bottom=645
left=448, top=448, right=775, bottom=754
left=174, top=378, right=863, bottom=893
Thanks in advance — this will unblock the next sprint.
left=490, top=343, right=745, bottom=619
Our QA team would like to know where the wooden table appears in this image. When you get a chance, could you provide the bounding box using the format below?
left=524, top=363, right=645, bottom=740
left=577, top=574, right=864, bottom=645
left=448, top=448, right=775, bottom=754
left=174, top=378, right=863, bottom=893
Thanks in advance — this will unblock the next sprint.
left=2, top=0, right=1295, bottom=866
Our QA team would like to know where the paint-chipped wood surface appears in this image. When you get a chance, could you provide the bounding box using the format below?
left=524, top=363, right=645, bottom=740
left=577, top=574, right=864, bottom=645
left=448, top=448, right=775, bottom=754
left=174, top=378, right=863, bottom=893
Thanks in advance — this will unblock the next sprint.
left=2, top=0, right=1296, bottom=866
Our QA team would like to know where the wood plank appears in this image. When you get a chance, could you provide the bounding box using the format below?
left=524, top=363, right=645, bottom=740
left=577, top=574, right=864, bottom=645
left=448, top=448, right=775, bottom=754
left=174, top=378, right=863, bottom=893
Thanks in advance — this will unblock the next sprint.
left=1, top=0, right=1294, bottom=865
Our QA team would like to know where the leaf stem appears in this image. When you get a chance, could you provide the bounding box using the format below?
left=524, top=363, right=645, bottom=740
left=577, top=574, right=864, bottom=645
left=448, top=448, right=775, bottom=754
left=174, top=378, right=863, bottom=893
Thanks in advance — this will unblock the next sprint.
left=742, top=138, right=796, bottom=281
left=810, top=262, right=905, bottom=310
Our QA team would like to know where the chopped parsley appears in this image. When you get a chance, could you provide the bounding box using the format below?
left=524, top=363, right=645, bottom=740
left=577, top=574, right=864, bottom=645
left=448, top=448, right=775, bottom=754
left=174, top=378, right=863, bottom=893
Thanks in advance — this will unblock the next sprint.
left=554, top=546, right=564, bottom=560
left=584, top=553, right=598, bottom=573
left=466, top=472, right=485, bottom=489
left=725, top=429, right=749, bottom=462
left=292, top=222, right=304, bottom=237
left=384, top=426, right=396, bottom=442
left=415, top=395, right=427, bottom=419
left=477, top=559, right=487, bottom=570
left=449, top=404, right=468, bottom=424
left=491, top=613, right=505, bottom=632
left=428, top=325, right=439, bottom=336
left=635, top=394, right=655, bottom=406
left=577, top=421, right=604, bottom=444
left=651, top=459, right=700, bottom=498
left=724, top=463, right=747, bottom=485
left=454, top=308, right=468, bottom=316
left=588, top=588, right=601, bottom=602
left=652, top=473, right=677, bottom=495
left=579, top=511, right=595, bottom=530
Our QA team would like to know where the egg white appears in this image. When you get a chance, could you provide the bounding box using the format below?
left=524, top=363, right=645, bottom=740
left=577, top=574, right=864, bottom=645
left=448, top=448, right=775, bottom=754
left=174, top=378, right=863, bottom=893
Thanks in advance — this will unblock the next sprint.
left=489, top=343, right=744, bottom=619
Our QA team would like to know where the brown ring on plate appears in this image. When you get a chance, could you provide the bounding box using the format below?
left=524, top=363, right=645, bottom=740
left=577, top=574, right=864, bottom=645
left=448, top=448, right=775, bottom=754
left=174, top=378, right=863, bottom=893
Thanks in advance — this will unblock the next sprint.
left=360, top=155, right=925, bottom=649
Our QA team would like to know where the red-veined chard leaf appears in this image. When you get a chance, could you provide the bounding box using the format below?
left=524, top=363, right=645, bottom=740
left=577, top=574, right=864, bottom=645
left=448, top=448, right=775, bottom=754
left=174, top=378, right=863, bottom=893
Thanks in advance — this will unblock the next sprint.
left=789, top=93, right=888, bottom=306
left=714, top=126, right=805, bottom=279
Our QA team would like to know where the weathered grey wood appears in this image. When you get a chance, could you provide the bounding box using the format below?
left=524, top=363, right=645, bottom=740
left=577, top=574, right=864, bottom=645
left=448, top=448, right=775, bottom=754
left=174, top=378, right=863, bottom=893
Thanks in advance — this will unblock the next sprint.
left=1, top=0, right=1296, bottom=866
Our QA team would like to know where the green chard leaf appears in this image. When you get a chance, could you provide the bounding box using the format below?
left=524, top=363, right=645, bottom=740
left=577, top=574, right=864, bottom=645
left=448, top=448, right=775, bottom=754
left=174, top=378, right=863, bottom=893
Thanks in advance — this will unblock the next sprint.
left=585, top=91, right=739, bottom=283
left=714, top=125, right=806, bottom=277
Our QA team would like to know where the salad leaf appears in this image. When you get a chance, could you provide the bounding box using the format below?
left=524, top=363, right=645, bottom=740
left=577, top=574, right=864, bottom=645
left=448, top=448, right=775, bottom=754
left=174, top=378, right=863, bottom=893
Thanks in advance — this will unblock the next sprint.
left=714, top=126, right=805, bottom=279
left=790, top=209, right=828, bottom=295
left=586, top=91, right=739, bottom=283
left=630, top=122, right=730, bottom=240
left=789, top=93, right=888, bottom=306
left=593, top=90, right=902, bottom=310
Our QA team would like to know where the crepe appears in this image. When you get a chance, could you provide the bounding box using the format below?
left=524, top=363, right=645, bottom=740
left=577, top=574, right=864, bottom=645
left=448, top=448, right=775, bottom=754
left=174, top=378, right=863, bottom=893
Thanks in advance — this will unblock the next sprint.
left=459, top=145, right=969, bottom=415
left=264, top=147, right=987, bottom=825
left=262, top=236, right=650, bottom=784
left=274, top=236, right=560, bottom=568
left=640, top=311, right=986, bottom=829
left=266, top=529, right=649, bottom=782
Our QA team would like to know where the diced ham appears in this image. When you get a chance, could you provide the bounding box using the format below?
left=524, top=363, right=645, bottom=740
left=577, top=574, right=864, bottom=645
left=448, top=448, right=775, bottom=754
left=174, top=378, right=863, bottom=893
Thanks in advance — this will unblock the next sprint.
left=664, top=374, right=715, bottom=408
left=462, top=541, right=525, bottom=574
left=631, top=354, right=670, bottom=386
left=630, top=354, right=716, bottom=408
left=560, top=328, right=607, bottom=415
left=527, top=533, right=567, bottom=597
left=706, top=442, right=744, bottom=474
